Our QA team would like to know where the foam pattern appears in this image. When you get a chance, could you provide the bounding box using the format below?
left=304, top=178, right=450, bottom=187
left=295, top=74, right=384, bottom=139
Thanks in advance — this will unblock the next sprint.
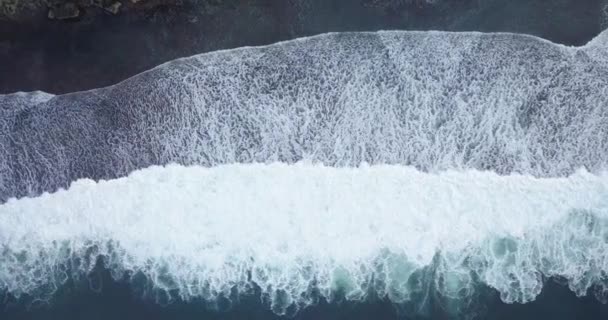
left=1, top=30, right=608, bottom=201
left=1, top=163, right=608, bottom=313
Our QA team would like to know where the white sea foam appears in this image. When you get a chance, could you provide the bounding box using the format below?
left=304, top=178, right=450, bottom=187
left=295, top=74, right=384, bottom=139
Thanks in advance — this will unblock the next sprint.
left=3, top=30, right=608, bottom=202
left=1, top=163, right=607, bottom=313
left=0, top=90, right=54, bottom=113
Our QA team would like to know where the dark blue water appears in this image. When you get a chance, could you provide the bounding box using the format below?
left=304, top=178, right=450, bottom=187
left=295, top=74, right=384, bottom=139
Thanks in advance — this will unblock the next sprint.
left=2, top=260, right=608, bottom=320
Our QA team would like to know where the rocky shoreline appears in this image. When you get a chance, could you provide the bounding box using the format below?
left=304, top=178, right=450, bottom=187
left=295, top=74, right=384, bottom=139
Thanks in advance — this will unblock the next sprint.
left=0, top=0, right=187, bottom=21
left=1, top=0, right=607, bottom=94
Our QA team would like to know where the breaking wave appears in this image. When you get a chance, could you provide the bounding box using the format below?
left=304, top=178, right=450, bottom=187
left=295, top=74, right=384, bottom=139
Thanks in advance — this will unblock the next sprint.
left=1, top=163, right=608, bottom=315
left=1, top=30, right=608, bottom=201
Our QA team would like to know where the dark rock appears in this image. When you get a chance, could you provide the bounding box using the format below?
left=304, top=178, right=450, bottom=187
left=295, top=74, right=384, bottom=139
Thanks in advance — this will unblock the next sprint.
left=0, top=0, right=47, bottom=21
left=48, top=2, right=80, bottom=19
left=92, top=0, right=113, bottom=8
left=104, top=1, right=121, bottom=14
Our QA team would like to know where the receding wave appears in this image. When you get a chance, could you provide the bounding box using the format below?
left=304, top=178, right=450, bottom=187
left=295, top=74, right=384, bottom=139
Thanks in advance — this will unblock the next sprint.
left=1, top=30, right=608, bottom=202
left=1, top=163, right=607, bottom=315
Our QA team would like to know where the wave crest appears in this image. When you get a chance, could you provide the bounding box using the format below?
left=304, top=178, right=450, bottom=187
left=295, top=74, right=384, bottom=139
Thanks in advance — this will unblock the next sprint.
left=1, top=163, right=607, bottom=314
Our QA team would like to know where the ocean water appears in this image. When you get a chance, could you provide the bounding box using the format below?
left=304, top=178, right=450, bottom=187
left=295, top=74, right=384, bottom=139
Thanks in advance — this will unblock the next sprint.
left=2, top=0, right=608, bottom=94
left=2, top=164, right=608, bottom=319
left=1, top=29, right=608, bottom=319
left=2, top=30, right=608, bottom=202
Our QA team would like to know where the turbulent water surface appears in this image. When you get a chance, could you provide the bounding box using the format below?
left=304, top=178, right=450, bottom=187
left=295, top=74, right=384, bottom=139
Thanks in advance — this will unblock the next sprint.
left=1, top=29, right=608, bottom=319
left=2, top=30, right=608, bottom=202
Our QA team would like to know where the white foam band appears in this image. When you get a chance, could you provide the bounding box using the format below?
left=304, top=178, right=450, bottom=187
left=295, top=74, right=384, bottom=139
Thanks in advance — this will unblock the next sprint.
left=1, top=163, right=607, bottom=311
left=3, top=30, right=608, bottom=204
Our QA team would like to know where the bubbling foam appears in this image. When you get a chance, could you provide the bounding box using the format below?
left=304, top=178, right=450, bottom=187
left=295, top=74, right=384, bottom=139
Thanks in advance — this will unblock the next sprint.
left=1, top=163, right=607, bottom=314
left=2, top=30, right=608, bottom=202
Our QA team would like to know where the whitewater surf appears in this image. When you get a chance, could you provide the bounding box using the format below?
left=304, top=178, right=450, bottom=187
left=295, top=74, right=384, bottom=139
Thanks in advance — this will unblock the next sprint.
left=2, top=163, right=608, bottom=316
left=2, top=29, right=608, bottom=319
left=1, top=30, right=607, bottom=202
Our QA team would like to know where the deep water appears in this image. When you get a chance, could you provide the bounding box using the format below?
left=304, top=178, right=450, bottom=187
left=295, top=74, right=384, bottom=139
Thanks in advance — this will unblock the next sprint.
left=2, top=259, right=608, bottom=320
